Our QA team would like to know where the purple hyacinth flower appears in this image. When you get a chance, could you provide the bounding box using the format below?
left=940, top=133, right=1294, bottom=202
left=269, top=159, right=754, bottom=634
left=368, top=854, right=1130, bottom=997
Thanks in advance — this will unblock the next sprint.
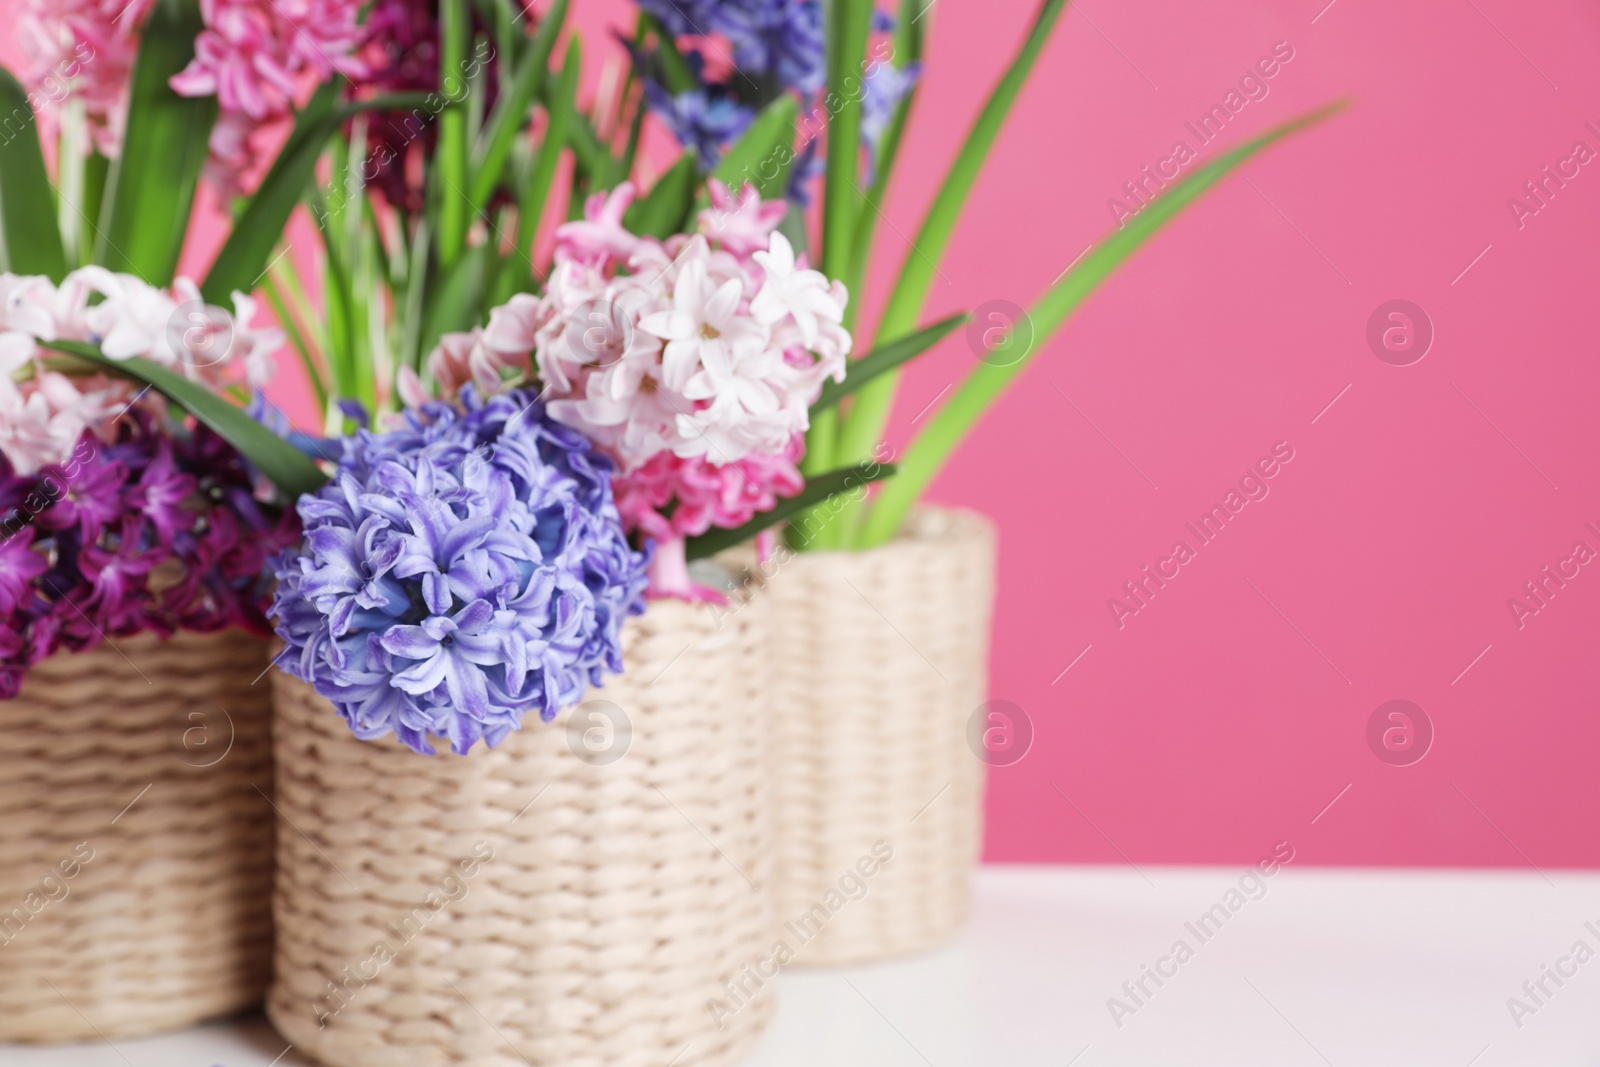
left=269, top=388, right=648, bottom=755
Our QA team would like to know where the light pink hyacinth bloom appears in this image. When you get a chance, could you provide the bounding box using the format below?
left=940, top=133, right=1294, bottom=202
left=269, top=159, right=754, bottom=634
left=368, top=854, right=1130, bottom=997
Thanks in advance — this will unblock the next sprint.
left=532, top=183, right=849, bottom=472
left=0, top=268, right=280, bottom=475
left=169, top=0, right=370, bottom=193
left=417, top=181, right=852, bottom=599
left=19, top=0, right=155, bottom=157
left=697, top=181, right=789, bottom=257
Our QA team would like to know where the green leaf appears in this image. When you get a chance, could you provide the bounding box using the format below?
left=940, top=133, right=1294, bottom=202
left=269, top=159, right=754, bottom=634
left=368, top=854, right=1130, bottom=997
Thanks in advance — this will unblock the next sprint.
left=79, top=152, right=110, bottom=266
left=623, top=152, right=698, bottom=238
left=468, top=0, right=568, bottom=218
left=419, top=241, right=490, bottom=358
left=802, top=0, right=875, bottom=513
left=858, top=100, right=1350, bottom=548
left=39, top=339, right=328, bottom=498
left=612, top=80, right=648, bottom=189
left=686, top=462, right=898, bottom=560
left=846, top=0, right=929, bottom=319
left=201, top=90, right=439, bottom=306
left=202, top=83, right=335, bottom=304
left=400, top=219, right=432, bottom=373
left=809, top=312, right=968, bottom=416
left=261, top=268, right=328, bottom=412
left=557, top=90, right=615, bottom=180
left=434, top=0, right=471, bottom=269
left=96, top=0, right=216, bottom=285
left=512, top=36, right=580, bottom=275
left=0, top=68, right=68, bottom=281
left=708, top=95, right=799, bottom=201
left=821, top=0, right=875, bottom=282
left=833, top=0, right=1066, bottom=469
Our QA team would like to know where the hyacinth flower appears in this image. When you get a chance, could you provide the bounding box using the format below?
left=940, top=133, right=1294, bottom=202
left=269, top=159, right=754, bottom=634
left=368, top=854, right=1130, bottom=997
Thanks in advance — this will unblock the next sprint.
left=0, top=267, right=283, bottom=475
left=624, top=0, right=900, bottom=206
left=7, top=0, right=443, bottom=288
left=268, top=388, right=648, bottom=755
left=398, top=181, right=888, bottom=599
left=21, top=0, right=370, bottom=197
left=0, top=408, right=301, bottom=701
left=619, top=0, right=1347, bottom=552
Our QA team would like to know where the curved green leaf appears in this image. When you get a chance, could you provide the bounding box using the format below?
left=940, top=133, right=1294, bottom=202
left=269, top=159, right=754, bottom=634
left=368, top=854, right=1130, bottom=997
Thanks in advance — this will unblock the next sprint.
left=833, top=0, right=1067, bottom=468
left=809, top=312, right=969, bottom=416
left=39, top=339, right=328, bottom=498
left=687, top=462, right=898, bottom=560
left=846, top=0, right=930, bottom=317
left=0, top=69, right=68, bottom=281
left=858, top=100, right=1350, bottom=547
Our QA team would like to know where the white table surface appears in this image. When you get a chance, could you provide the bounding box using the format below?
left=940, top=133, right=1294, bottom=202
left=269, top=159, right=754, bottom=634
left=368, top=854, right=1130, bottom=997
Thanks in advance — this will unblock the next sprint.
left=4, top=864, right=1598, bottom=1066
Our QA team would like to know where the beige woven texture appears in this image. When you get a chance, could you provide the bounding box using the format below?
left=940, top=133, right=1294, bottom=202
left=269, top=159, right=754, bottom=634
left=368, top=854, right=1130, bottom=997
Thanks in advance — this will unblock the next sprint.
left=267, top=596, right=776, bottom=1067
left=0, top=629, right=276, bottom=1042
left=765, top=507, right=996, bottom=965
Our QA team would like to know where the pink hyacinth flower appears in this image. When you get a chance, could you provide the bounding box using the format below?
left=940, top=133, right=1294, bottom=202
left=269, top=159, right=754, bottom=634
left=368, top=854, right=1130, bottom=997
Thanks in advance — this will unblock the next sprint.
left=557, top=183, right=643, bottom=269
left=169, top=0, right=370, bottom=194
left=697, top=180, right=788, bottom=258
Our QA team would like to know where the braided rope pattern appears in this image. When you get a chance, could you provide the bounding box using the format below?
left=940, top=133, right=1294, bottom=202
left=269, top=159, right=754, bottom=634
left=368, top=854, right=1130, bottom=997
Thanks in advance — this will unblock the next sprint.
left=0, top=630, right=275, bottom=1041
left=766, top=508, right=996, bottom=964
left=266, top=597, right=775, bottom=1067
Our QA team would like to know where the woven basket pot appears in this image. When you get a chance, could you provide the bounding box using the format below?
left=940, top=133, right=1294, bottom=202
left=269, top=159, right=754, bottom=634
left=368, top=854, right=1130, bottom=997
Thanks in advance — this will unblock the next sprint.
left=0, top=629, right=276, bottom=1042
left=764, top=506, right=997, bottom=965
left=266, top=595, right=775, bottom=1067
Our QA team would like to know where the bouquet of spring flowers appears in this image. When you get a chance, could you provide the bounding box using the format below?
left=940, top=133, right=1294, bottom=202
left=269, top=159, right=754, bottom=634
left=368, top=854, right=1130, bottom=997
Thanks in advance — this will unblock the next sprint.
left=216, top=0, right=895, bottom=755
left=77, top=0, right=1344, bottom=751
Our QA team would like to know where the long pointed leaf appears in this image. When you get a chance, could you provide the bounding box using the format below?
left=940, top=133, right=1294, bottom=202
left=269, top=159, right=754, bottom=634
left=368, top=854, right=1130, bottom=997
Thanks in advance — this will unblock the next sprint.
left=39, top=339, right=328, bottom=498
left=468, top=0, right=568, bottom=217
left=512, top=36, right=580, bottom=274
left=202, top=82, right=335, bottom=302
left=846, top=0, right=929, bottom=316
left=0, top=69, right=68, bottom=281
left=687, top=462, right=898, bottom=560
left=801, top=0, right=875, bottom=516
left=821, top=0, right=874, bottom=282
left=833, top=0, right=1067, bottom=469
left=858, top=101, right=1348, bottom=547
left=420, top=241, right=490, bottom=358
left=809, top=311, right=968, bottom=416
left=96, top=0, right=215, bottom=284
left=434, top=0, right=471, bottom=268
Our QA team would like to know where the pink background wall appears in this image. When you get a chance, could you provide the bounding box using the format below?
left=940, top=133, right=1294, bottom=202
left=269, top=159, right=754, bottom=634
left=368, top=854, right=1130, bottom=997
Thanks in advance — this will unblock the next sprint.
left=9, top=0, right=1599, bottom=868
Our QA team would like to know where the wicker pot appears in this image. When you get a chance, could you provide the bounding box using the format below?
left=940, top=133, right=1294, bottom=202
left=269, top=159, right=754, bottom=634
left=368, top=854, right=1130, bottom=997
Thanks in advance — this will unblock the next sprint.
left=765, top=506, right=997, bottom=965
left=0, top=629, right=276, bottom=1042
left=266, top=595, right=775, bottom=1067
